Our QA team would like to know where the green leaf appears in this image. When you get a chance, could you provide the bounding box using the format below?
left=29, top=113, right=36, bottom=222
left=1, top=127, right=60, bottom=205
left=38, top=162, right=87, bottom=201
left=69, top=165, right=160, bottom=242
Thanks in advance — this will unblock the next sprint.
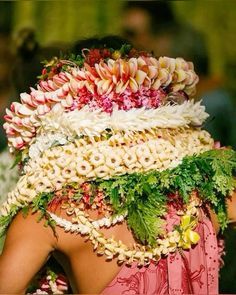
left=110, top=187, right=119, bottom=210
left=119, top=44, right=132, bottom=56
left=127, top=192, right=166, bottom=246
left=2, top=148, right=236, bottom=246
left=10, top=151, right=22, bottom=169
left=21, top=206, right=30, bottom=218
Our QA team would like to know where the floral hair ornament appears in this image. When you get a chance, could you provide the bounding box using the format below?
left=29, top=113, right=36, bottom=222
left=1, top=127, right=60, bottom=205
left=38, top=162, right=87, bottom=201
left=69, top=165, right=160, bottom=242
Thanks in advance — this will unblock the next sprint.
left=4, top=44, right=201, bottom=154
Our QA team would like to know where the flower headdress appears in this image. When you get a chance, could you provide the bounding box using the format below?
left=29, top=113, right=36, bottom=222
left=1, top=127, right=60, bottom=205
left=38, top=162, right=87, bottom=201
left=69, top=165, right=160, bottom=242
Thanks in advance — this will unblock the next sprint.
left=1, top=42, right=236, bottom=266
left=4, top=44, right=201, bottom=154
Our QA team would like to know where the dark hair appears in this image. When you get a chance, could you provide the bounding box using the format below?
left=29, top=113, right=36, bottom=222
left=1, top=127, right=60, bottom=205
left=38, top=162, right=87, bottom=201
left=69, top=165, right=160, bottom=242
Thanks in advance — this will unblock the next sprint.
left=73, top=35, right=132, bottom=54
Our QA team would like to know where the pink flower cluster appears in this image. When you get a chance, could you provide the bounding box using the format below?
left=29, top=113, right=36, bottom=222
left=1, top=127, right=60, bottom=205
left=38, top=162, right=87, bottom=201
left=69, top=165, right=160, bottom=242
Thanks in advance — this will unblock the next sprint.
left=80, top=182, right=110, bottom=213
left=4, top=55, right=199, bottom=152
left=37, top=272, right=68, bottom=294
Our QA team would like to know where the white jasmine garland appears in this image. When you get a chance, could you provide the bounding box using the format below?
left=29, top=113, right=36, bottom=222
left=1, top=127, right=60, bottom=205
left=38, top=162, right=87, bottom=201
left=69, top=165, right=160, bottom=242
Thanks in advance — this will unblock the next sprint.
left=47, top=200, right=200, bottom=266
left=38, top=100, right=208, bottom=140
left=48, top=211, right=127, bottom=230
left=0, top=149, right=19, bottom=251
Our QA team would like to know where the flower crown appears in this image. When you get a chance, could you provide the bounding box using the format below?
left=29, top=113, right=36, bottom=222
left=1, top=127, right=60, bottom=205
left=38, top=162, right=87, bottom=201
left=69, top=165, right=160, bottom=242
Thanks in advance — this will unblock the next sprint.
left=4, top=44, right=201, bottom=155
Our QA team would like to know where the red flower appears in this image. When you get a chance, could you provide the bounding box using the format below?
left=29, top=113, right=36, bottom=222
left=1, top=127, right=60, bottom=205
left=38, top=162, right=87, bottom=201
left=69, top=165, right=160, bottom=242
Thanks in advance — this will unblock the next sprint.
left=102, top=48, right=111, bottom=59
left=85, top=49, right=102, bottom=66
left=84, top=48, right=112, bottom=66
left=82, top=193, right=90, bottom=204
left=41, top=68, right=47, bottom=76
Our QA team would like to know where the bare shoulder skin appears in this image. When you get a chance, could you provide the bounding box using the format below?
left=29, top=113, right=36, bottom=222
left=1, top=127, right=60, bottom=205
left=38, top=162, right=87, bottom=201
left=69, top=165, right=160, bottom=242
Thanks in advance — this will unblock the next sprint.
left=0, top=207, right=135, bottom=294
left=0, top=210, right=56, bottom=293
left=0, top=191, right=236, bottom=294
left=52, top=207, right=136, bottom=293
left=227, top=191, right=236, bottom=225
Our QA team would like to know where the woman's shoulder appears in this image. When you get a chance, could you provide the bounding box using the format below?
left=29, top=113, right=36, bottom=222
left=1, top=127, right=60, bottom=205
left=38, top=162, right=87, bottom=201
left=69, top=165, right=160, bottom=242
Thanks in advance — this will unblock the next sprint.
left=6, top=208, right=57, bottom=250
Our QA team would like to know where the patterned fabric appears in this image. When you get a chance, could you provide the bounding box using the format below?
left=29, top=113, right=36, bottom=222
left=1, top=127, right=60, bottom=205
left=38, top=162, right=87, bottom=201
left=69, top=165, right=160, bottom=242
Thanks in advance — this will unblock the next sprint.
left=101, top=205, right=219, bottom=294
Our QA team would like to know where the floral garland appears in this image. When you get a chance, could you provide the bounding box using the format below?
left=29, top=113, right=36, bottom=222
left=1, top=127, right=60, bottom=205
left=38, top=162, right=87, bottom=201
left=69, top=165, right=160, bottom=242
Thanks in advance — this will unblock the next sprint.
left=1, top=148, right=236, bottom=251
left=4, top=49, right=199, bottom=153
left=0, top=149, right=19, bottom=251
left=24, top=113, right=210, bottom=158
left=29, top=269, right=68, bottom=294
left=1, top=44, right=236, bottom=267
left=0, top=150, right=69, bottom=293
left=0, top=128, right=214, bottom=218
left=1, top=147, right=234, bottom=266
left=26, top=99, right=208, bottom=159
left=48, top=199, right=201, bottom=266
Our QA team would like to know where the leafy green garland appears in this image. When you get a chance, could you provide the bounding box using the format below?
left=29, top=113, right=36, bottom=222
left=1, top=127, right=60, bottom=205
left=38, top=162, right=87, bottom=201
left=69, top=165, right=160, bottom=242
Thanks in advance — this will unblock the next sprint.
left=95, top=149, right=236, bottom=245
left=1, top=149, right=236, bottom=246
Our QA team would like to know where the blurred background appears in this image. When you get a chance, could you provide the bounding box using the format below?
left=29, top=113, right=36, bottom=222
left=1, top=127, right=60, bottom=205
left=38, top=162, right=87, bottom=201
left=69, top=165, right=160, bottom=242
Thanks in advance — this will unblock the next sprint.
left=0, top=0, right=236, bottom=292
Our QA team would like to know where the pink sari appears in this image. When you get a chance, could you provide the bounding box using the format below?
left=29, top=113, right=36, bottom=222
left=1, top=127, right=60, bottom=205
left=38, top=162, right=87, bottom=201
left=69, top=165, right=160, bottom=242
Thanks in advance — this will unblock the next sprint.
left=101, top=204, right=219, bottom=294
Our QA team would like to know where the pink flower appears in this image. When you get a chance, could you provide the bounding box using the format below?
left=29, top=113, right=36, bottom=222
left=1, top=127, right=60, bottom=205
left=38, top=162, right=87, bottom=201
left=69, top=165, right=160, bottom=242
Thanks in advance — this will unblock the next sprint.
left=82, top=193, right=90, bottom=204
left=55, top=274, right=68, bottom=291
left=4, top=54, right=199, bottom=152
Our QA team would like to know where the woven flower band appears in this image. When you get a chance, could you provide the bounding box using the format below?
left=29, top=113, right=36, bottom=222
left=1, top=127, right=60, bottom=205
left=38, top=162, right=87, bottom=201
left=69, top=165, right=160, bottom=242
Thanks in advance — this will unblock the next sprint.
left=4, top=49, right=199, bottom=153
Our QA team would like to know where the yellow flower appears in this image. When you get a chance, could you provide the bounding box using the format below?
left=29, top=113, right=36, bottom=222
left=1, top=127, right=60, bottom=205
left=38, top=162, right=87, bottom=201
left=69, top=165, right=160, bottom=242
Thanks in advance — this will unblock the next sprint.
left=112, top=50, right=121, bottom=60
left=178, top=214, right=200, bottom=249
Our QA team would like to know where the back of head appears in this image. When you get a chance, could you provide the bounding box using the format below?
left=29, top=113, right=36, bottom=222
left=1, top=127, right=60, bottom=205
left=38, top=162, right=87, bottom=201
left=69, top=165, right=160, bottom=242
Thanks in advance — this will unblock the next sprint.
left=73, top=35, right=132, bottom=53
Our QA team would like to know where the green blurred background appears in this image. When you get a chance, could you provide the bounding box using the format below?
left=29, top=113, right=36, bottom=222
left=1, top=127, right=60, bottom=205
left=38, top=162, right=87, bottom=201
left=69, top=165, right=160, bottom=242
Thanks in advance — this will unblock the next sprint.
left=0, top=1, right=236, bottom=293
left=5, top=0, right=236, bottom=77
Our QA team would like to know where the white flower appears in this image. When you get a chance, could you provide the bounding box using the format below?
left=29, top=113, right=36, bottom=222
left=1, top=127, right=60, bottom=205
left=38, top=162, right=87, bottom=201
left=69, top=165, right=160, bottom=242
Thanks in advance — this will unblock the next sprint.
left=33, top=290, right=49, bottom=294
left=36, top=100, right=209, bottom=140
left=28, top=133, right=68, bottom=159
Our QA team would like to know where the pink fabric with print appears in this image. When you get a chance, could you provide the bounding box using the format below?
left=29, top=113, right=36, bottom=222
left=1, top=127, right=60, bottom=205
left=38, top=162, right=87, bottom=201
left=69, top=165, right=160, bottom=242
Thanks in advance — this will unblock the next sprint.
left=101, top=204, right=219, bottom=294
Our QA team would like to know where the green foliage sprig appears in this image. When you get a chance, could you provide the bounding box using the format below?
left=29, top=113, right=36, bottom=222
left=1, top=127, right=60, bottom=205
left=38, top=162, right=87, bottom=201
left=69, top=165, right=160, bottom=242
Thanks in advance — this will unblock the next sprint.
left=1, top=149, right=236, bottom=246
left=0, top=192, right=56, bottom=237
left=93, top=149, right=236, bottom=245
left=0, top=205, right=18, bottom=237
left=31, top=192, right=57, bottom=232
